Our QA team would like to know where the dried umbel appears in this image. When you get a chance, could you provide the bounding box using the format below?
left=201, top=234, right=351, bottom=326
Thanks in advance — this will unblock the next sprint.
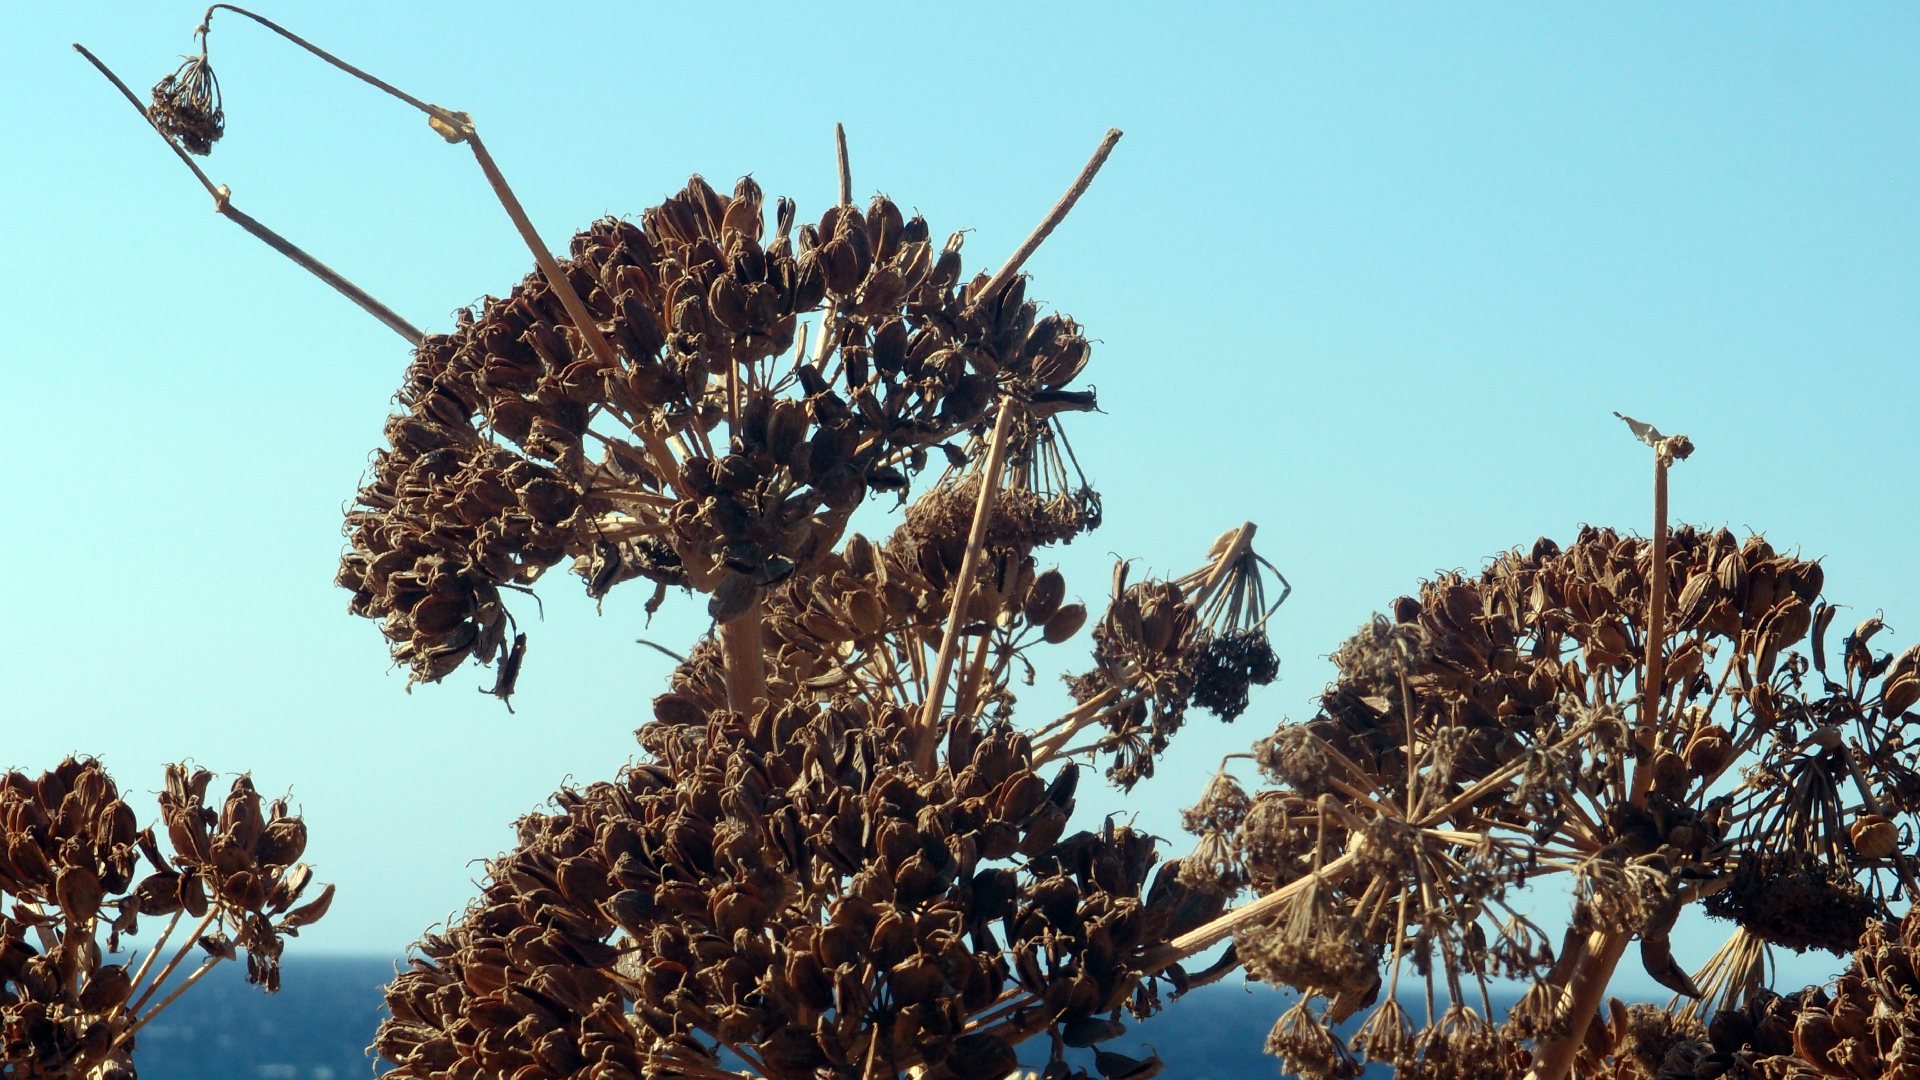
left=1, top=758, right=331, bottom=1078
left=339, top=176, right=1104, bottom=691
left=320, top=116, right=1302, bottom=1080
left=369, top=462, right=1282, bottom=1079
left=147, top=33, right=222, bottom=156
left=1185, top=521, right=1920, bottom=1079
left=1058, top=526, right=1287, bottom=791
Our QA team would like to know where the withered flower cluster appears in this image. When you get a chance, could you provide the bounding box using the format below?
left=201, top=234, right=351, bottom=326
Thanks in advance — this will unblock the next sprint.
left=350, top=139, right=1292, bottom=1077
left=337, top=174, right=1098, bottom=690
left=1182, top=518, right=1920, bottom=1079
left=147, top=35, right=221, bottom=156
left=2, top=758, right=331, bottom=1078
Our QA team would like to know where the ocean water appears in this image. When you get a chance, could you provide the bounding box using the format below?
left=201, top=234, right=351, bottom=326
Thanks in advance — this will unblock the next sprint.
left=126, top=957, right=1443, bottom=1079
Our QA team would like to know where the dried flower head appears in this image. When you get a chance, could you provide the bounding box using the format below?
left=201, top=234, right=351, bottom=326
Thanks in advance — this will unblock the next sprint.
left=1, top=758, right=330, bottom=1079
left=148, top=36, right=222, bottom=155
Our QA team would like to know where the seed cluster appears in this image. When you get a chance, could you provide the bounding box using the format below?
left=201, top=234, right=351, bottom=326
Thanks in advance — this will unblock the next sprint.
left=1, top=759, right=331, bottom=1078
left=356, top=174, right=1287, bottom=1078
left=338, top=176, right=1099, bottom=688
left=373, top=679, right=1230, bottom=1080
left=1187, top=524, right=1920, bottom=1078
left=147, top=49, right=222, bottom=156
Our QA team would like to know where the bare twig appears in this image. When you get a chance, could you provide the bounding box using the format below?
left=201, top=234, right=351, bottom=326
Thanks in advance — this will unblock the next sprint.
left=964, top=128, right=1122, bottom=315
left=915, top=401, right=1019, bottom=772
left=72, top=42, right=424, bottom=344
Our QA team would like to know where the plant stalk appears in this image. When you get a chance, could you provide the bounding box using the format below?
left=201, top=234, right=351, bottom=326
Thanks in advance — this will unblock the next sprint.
left=915, top=401, right=1018, bottom=772
left=1628, top=455, right=1671, bottom=807
left=72, top=42, right=423, bottom=345
left=964, top=129, right=1123, bottom=315
left=719, top=595, right=767, bottom=715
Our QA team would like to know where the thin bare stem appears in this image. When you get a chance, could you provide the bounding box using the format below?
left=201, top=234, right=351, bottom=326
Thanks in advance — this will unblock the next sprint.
left=117, top=909, right=183, bottom=1016
left=72, top=43, right=424, bottom=344
left=915, top=403, right=1020, bottom=772
left=459, top=131, right=683, bottom=493
left=201, top=5, right=456, bottom=125
left=964, top=129, right=1122, bottom=315
left=1629, top=457, right=1671, bottom=807
left=121, top=957, right=222, bottom=1043
left=125, top=909, right=217, bottom=1019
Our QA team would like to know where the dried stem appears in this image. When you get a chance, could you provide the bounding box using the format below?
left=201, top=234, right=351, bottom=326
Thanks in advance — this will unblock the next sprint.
left=719, top=595, right=768, bottom=714
left=915, top=401, right=1019, bottom=772
left=1190, top=522, right=1256, bottom=609
left=1628, top=454, right=1671, bottom=807
left=120, top=957, right=221, bottom=1044
left=1525, top=929, right=1630, bottom=1080
left=71, top=42, right=424, bottom=345
left=201, top=5, right=454, bottom=123
left=124, top=908, right=216, bottom=1020
left=116, top=909, right=182, bottom=1017
left=964, top=128, right=1122, bottom=315
left=1139, top=852, right=1360, bottom=970
left=834, top=122, right=852, bottom=207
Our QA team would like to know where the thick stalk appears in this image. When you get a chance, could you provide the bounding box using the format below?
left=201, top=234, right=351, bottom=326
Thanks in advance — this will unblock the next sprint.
left=914, top=402, right=1018, bottom=772
left=1524, top=928, right=1631, bottom=1080
left=719, top=595, right=767, bottom=714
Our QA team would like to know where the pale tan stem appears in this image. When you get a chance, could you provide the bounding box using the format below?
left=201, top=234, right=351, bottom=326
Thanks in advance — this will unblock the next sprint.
left=122, top=958, right=222, bottom=1042
left=719, top=596, right=767, bottom=714
left=125, top=909, right=216, bottom=1018
left=1629, top=456, right=1671, bottom=807
left=835, top=122, right=852, bottom=207
left=914, top=401, right=1019, bottom=772
left=116, top=909, right=183, bottom=1018
left=72, top=43, right=423, bottom=344
left=954, top=632, right=995, bottom=718
left=1525, top=928, right=1630, bottom=1080
left=1138, top=852, right=1360, bottom=970
left=1190, top=522, right=1256, bottom=609
left=460, top=131, right=683, bottom=494
left=966, top=129, right=1123, bottom=315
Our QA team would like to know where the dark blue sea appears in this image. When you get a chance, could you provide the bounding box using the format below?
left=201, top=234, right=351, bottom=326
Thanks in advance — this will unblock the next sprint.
left=129, top=957, right=1469, bottom=1079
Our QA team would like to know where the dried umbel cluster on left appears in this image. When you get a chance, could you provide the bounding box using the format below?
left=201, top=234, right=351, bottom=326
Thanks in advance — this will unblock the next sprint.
left=1, top=759, right=332, bottom=1079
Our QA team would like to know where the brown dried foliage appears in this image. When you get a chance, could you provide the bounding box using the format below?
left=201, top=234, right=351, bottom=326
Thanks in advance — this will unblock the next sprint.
left=1, top=759, right=330, bottom=1078
left=1183, top=524, right=1920, bottom=1078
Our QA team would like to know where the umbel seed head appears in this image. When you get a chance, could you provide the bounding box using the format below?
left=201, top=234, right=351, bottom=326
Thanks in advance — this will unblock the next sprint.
left=149, top=48, right=223, bottom=155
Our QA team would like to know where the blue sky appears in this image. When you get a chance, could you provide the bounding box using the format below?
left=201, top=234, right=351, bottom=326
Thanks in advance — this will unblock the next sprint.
left=5, top=3, right=1917, bottom=996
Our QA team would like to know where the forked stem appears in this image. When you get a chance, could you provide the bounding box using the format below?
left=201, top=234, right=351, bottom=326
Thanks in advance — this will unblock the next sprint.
left=71, top=42, right=423, bottom=344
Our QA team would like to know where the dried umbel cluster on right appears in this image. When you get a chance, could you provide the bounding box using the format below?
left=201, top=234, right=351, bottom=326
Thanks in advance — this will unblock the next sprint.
left=1193, top=510, right=1920, bottom=1079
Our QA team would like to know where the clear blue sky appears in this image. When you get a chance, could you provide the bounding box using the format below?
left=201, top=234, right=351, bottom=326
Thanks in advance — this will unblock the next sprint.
left=6, top=3, right=1916, bottom=995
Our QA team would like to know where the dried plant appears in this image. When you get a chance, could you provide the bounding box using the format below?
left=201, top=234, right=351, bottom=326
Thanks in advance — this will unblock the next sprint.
left=80, top=11, right=1920, bottom=1080
left=1186, top=419, right=1920, bottom=1079
left=1, top=758, right=332, bottom=1078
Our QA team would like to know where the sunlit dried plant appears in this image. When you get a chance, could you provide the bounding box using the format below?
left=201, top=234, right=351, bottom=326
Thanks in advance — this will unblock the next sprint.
left=78, top=9, right=1920, bottom=1080
left=1191, top=419, right=1920, bottom=1079
left=0, top=758, right=331, bottom=1078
